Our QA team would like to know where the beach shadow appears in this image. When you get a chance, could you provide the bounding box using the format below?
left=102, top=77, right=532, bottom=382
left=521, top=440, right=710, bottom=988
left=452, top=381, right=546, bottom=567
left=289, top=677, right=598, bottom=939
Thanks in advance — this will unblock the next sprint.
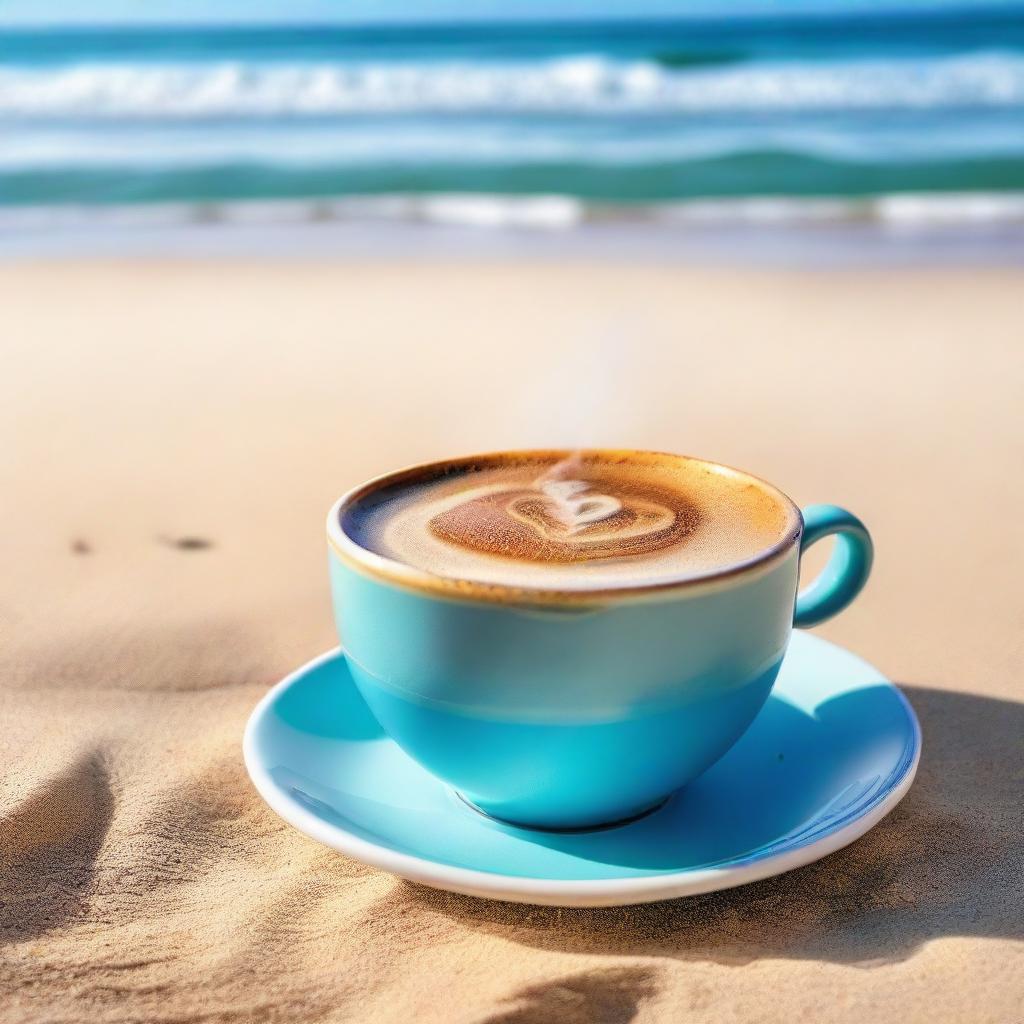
left=480, top=966, right=660, bottom=1024
left=0, top=749, right=115, bottom=945
left=405, top=685, right=1024, bottom=966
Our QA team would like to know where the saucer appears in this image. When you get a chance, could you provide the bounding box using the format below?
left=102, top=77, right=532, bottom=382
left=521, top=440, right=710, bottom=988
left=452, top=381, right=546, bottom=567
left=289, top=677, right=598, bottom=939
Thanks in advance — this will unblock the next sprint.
left=243, top=632, right=919, bottom=907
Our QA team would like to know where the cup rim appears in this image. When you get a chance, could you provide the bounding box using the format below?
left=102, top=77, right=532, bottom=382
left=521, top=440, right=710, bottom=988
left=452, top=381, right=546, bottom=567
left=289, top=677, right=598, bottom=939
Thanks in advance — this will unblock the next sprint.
left=327, top=449, right=804, bottom=607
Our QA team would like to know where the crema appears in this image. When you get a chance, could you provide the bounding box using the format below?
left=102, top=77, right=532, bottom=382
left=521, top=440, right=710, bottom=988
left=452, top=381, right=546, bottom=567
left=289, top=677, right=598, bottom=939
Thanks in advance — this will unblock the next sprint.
left=341, top=451, right=798, bottom=591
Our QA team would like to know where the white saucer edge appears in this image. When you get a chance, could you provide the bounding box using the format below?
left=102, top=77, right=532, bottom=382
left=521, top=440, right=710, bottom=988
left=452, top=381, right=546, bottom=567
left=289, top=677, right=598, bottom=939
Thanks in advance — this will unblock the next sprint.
left=242, top=644, right=921, bottom=908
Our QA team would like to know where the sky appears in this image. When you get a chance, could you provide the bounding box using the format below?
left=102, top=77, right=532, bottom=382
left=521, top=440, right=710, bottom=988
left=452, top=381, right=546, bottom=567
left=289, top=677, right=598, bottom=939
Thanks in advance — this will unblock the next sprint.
left=0, top=0, right=1012, bottom=26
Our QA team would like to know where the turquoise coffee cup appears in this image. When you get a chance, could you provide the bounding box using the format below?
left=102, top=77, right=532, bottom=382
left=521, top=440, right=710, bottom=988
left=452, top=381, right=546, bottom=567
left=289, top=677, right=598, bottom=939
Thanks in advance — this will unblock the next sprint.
left=327, top=450, right=872, bottom=830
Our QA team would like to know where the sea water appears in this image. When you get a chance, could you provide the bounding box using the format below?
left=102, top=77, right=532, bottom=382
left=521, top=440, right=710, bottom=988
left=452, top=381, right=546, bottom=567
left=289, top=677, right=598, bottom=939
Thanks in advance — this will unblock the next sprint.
left=2, top=9, right=1023, bottom=230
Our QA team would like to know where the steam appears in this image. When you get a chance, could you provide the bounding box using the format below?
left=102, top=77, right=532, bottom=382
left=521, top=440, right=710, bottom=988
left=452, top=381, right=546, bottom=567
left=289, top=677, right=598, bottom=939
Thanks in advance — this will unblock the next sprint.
left=506, top=317, right=638, bottom=451
left=508, top=320, right=644, bottom=534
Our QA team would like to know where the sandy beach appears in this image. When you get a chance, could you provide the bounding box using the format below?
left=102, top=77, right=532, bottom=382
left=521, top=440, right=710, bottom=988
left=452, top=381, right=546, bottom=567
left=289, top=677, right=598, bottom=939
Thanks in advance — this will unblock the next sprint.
left=1, top=258, right=1022, bottom=1022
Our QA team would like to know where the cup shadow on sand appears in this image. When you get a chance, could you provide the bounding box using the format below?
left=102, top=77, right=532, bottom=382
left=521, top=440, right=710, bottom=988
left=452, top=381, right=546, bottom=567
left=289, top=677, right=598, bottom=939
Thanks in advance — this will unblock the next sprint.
left=402, top=684, right=1024, bottom=967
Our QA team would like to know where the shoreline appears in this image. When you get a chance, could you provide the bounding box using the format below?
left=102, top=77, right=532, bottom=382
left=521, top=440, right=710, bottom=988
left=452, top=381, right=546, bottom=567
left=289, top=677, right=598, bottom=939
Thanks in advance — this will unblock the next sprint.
left=4, top=197, right=1024, bottom=266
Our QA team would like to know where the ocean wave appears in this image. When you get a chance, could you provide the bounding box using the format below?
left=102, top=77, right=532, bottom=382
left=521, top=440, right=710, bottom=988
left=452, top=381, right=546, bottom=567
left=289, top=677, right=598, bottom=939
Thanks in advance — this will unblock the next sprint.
left=651, top=49, right=747, bottom=69
left=4, top=192, right=1023, bottom=234
left=5, top=117, right=1023, bottom=171
left=3, top=51, right=1024, bottom=118
left=3, top=149, right=1022, bottom=207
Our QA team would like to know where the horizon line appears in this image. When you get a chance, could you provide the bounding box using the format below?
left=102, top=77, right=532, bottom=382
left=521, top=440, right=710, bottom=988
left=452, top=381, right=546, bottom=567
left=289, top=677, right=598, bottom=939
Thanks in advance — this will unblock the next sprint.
left=2, top=2, right=1023, bottom=31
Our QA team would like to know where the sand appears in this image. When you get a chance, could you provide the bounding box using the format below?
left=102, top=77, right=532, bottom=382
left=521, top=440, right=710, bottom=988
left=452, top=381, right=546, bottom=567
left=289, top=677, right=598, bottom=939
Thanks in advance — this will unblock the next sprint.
left=1, top=259, right=1022, bottom=1023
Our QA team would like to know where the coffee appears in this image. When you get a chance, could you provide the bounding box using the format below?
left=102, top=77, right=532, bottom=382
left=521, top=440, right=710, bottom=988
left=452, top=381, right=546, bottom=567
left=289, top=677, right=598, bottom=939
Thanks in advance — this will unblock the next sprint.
left=341, top=451, right=798, bottom=591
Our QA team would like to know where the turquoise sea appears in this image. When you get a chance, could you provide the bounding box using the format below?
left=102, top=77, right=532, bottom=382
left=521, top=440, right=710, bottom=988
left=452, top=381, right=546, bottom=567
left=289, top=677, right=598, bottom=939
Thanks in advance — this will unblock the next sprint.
left=3, top=7, right=1024, bottom=229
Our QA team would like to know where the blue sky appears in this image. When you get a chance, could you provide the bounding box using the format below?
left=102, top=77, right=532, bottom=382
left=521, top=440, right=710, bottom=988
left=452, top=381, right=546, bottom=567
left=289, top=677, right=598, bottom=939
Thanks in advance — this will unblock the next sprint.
left=0, top=0, right=1011, bottom=26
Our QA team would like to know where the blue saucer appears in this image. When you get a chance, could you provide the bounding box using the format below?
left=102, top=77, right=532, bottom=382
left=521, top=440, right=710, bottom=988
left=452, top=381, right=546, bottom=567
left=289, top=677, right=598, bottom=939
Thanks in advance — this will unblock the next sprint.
left=244, top=632, right=919, bottom=906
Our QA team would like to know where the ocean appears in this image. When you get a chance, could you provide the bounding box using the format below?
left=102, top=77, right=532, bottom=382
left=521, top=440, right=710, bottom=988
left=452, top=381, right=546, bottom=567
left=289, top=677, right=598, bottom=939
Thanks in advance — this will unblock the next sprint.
left=3, top=8, right=1024, bottom=235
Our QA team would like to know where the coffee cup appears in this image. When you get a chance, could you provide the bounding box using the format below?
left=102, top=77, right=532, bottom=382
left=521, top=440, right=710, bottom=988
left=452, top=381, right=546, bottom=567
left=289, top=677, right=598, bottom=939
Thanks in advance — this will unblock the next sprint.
left=327, top=449, right=872, bottom=830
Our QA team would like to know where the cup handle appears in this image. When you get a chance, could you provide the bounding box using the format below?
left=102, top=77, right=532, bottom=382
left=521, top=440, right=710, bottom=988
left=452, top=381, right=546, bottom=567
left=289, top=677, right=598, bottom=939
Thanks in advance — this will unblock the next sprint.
left=794, top=504, right=873, bottom=629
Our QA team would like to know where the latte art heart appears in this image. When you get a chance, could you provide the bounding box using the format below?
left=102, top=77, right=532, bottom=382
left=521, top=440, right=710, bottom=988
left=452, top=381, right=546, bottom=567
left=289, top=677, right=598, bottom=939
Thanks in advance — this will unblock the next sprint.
left=427, top=476, right=699, bottom=564
left=534, top=479, right=622, bottom=534
left=507, top=481, right=678, bottom=549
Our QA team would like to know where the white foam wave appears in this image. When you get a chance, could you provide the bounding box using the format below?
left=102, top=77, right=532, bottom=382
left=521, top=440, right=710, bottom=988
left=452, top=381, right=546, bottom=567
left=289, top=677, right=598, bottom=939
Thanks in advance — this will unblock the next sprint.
left=3, top=193, right=1024, bottom=237
left=654, top=193, right=1024, bottom=227
left=411, top=195, right=582, bottom=229
left=2, top=52, right=1024, bottom=118
left=0, top=193, right=585, bottom=232
left=874, top=191, right=1024, bottom=226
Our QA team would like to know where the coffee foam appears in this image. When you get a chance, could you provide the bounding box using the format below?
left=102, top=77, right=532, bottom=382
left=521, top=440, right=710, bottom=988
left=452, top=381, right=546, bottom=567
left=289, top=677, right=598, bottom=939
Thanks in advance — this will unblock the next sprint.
left=342, top=452, right=798, bottom=591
